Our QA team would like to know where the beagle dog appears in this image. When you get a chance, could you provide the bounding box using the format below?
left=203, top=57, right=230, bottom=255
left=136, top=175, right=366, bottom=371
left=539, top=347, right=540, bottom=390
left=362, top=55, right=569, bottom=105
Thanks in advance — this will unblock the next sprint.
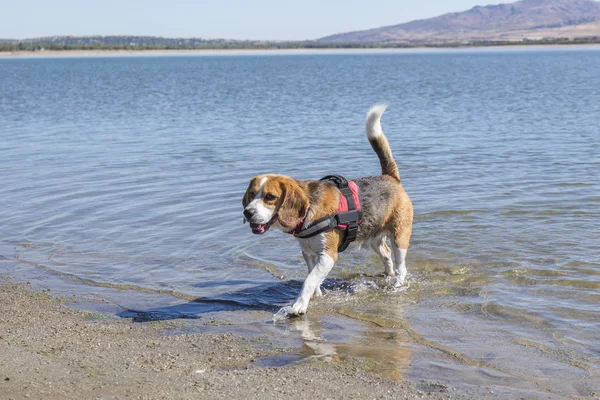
left=242, top=105, right=413, bottom=316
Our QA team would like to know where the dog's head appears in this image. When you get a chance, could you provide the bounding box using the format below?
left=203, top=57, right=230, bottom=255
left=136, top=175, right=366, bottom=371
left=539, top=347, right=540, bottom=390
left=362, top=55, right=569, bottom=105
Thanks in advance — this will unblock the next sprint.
left=242, top=175, right=309, bottom=234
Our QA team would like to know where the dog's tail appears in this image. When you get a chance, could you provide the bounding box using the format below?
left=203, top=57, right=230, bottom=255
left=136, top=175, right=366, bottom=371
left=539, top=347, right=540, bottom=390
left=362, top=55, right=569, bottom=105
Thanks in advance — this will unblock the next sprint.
left=366, top=104, right=400, bottom=182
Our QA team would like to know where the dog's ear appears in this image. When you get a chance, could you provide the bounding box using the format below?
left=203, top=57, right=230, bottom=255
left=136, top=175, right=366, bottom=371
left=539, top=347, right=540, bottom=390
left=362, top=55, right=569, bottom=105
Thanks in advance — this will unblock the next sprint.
left=278, top=179, right=309, bottom=229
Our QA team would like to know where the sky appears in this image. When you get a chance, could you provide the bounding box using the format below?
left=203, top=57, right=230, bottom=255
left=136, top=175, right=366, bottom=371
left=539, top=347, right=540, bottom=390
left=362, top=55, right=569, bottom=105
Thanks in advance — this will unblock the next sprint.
left=1, top=0, right=507, bottom=40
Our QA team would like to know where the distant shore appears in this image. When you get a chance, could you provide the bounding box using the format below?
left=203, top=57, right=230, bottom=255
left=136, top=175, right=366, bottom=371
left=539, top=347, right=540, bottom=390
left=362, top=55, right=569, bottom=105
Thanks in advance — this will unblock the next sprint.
left=2, top=43, right=600, bottom=58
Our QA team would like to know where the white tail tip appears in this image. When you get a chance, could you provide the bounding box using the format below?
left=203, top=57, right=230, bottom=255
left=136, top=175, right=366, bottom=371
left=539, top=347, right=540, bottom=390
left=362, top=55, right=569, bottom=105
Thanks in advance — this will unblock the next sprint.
left=366, top=104, right=388, bottom=139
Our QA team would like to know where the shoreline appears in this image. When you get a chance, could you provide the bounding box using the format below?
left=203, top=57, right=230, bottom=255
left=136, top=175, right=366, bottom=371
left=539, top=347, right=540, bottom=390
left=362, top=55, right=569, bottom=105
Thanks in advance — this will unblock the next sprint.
left=0, top=280, right=453, bottom=399
left=1, top=43, right=600, bottom=58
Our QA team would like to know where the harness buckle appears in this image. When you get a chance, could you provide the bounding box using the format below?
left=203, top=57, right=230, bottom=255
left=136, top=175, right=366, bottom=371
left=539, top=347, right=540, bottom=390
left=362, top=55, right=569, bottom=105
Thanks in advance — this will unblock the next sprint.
left=335, top=210, right=363, bottom=225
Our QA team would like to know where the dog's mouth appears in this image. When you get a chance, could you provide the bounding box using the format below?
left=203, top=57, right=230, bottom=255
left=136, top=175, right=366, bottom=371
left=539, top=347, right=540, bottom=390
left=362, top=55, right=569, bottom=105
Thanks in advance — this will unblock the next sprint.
left=249, top=215, right=278, bottom=235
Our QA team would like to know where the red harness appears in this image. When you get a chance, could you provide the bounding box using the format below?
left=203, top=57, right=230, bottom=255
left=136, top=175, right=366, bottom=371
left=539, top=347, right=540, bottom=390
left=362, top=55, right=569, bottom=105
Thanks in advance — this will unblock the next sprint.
left=336, top=180, right=361, bottom=229
left=288, top=180, right=361, bottom=234
left=287, top=175, right=362, bottom=253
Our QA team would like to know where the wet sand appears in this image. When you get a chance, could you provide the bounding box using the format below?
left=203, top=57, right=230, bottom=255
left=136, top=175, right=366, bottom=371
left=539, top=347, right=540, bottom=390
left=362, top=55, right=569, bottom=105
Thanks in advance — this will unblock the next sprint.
left=0, top=280, right=455, bottom=400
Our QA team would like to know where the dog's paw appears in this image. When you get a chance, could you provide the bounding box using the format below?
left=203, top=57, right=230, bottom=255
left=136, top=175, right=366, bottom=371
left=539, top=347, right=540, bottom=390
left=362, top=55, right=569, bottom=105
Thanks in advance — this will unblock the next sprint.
left=290, top=300, right=309, bottom=316
left=273, top=306, right=293, bottom=321
left=272, top=298, right=310, bottom=321
left=393, top=277, right=409, bottom=291
left=272, top=304, right=306, bottom=321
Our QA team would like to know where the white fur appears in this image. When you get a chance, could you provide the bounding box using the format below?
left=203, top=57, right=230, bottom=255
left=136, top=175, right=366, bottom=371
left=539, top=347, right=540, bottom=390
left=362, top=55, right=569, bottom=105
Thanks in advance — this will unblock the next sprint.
left=302, top=252, right=322, bottom=296
left=255, top=177, right=267, bottom=198
left=366, top=104, right=388, bottom=139
left=298, top=234, right=327, bottom=297
left=371, top=234, right=394, bottom=276
left=289, top=252, right=335, bottom=315
left=297, top=233, right=326, bottom=256
left=245, top=177, right=274, bottom=224
left=392, top=247, right=408, bottom=287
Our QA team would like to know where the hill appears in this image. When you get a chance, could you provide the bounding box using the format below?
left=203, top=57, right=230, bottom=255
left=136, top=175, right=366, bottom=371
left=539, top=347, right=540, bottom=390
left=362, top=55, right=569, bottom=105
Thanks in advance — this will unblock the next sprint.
left=319, top=0, right=600, bottom=43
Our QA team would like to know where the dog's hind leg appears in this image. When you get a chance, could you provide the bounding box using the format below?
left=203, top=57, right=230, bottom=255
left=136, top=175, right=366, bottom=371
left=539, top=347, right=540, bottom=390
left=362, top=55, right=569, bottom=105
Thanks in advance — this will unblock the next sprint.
left=391, top=231, right=410, bottom=287
left=371, top=234, right=394, bottom=277
left=302, top=252, right=322, bottom=297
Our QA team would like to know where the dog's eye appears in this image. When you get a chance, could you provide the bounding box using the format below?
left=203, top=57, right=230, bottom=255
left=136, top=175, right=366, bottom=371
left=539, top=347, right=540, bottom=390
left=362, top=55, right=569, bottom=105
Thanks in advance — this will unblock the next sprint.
left=264, top=193, right=276, bottom=202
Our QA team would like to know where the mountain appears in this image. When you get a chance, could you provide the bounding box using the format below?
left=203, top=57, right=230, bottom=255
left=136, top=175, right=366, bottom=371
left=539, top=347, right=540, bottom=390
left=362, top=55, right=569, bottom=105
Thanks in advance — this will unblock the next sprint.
left=319, top=0, right=600, bottom=43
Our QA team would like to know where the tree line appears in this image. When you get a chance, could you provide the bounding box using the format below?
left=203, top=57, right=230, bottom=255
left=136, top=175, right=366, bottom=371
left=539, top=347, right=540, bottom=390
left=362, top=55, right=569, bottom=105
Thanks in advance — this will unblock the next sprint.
left=1, top=37, right=599, bottom=52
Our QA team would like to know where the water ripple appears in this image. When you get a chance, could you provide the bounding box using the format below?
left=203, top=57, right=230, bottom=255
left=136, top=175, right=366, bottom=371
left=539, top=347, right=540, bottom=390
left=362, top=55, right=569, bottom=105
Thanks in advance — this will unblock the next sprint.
left=1, top=50, right=599, bottom=397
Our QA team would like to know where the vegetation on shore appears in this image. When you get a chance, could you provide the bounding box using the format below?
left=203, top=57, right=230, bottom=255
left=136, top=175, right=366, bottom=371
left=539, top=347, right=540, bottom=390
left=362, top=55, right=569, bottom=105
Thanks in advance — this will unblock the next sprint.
left=1, top=36, right=600, bottom=53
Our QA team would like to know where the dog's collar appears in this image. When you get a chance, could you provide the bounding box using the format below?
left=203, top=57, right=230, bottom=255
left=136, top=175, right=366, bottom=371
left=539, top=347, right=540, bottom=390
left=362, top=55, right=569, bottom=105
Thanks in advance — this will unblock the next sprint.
left=287, top=175, right=362, bottom=252
left=287, top=210, right=309, bottom=235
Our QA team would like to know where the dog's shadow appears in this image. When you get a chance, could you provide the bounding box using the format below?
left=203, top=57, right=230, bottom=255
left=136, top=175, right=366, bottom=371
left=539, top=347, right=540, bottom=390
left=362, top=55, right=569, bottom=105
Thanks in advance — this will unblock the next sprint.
left=115, top=277, right=362, bottom=323
left=116, top=280, right=302, bottom=322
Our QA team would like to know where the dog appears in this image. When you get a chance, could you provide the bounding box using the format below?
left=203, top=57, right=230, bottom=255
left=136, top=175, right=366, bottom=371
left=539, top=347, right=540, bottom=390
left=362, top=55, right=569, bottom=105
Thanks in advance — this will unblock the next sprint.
left=242, top=105, right=413, bottom=316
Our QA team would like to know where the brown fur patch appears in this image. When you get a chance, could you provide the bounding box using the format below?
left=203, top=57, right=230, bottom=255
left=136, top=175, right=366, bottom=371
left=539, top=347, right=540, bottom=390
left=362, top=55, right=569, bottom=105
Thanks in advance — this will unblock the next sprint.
left=242, top=176, right=271, bottom=208
left=324, top=231, right=341, bottom=262
left=369, top=136, right=400, bottom=182
left=269, top=177, right=309, bottom=229
left=298, top=181, right=340, bottom=221
left=386, top=184, right=413, bottom=249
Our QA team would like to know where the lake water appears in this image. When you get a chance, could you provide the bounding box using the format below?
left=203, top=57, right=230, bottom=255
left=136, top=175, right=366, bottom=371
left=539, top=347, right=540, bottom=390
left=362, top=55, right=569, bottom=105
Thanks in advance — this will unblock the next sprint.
left=1, top=48, right=599, bottom=398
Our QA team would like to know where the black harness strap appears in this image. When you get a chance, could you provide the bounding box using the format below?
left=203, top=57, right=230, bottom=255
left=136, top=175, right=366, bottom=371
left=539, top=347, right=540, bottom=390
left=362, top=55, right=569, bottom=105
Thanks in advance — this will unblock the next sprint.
left=293, top=175, right=363, bottom=252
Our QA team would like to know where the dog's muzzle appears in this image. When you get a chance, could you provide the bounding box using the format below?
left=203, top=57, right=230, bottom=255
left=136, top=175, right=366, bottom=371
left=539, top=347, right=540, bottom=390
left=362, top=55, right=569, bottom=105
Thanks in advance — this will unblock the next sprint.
left=244, top=214, right=278, bottom=235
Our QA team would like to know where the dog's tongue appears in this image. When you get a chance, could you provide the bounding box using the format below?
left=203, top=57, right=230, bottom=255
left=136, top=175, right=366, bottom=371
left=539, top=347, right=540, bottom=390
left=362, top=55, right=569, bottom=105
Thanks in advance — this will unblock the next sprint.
left=249, top=222, right=267, bottom=234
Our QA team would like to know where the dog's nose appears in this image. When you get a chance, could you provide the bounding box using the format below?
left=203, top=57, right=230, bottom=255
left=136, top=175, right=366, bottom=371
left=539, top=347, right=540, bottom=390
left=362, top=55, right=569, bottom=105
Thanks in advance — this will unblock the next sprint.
left=243, top=209, right=255, bottom=219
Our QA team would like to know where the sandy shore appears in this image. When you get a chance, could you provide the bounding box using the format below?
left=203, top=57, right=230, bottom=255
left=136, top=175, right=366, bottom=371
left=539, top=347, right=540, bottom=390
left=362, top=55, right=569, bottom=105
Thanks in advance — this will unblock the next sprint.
left=1, top=44, right=599, bottom=58
left=0, top=281, right=455, bottom=399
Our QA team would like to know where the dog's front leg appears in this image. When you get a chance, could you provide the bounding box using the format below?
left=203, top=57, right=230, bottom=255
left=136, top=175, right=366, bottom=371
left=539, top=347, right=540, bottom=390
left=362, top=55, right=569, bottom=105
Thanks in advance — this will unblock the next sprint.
left=289, top=252, right=336, bottom=316
left=302, top=252, right=323, bottom=297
